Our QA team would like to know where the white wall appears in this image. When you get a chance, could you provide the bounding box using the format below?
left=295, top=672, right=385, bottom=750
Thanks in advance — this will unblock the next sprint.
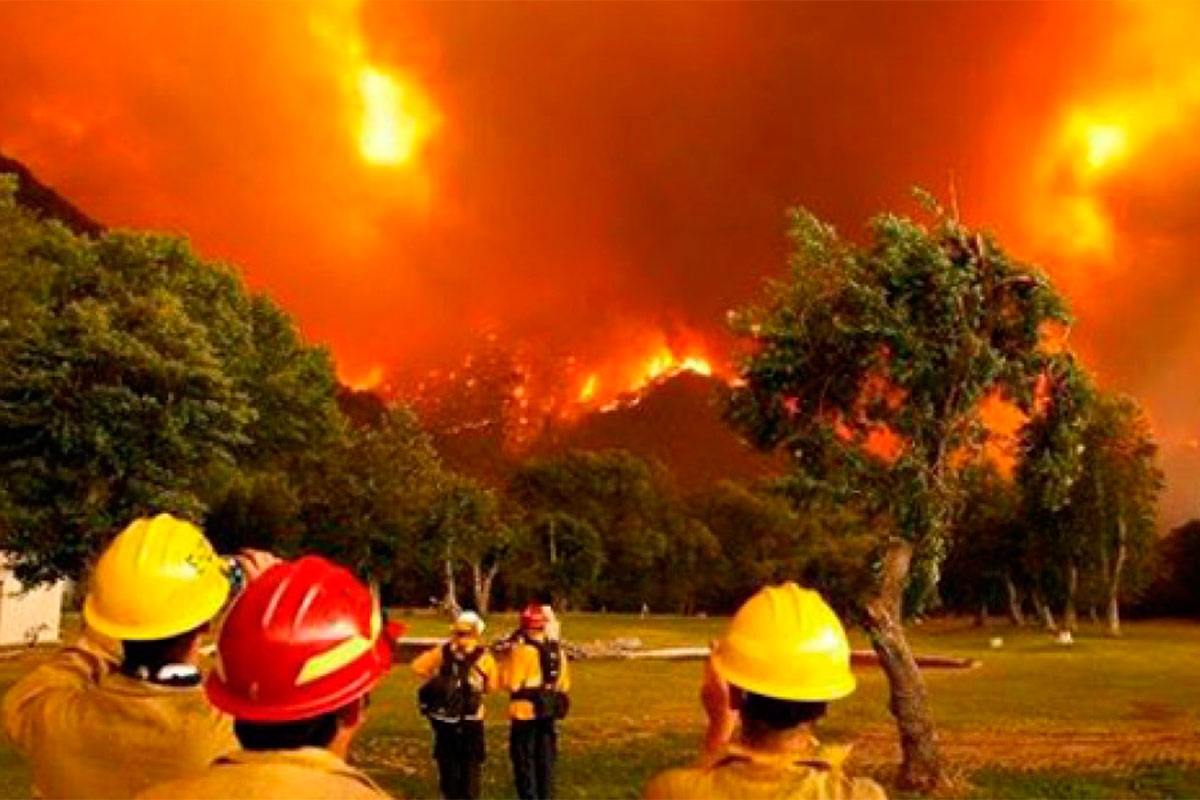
left=0, top=566, right=65, bottom=646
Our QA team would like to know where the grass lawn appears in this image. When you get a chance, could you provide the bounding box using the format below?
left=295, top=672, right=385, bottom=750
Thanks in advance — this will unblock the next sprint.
left=0, top=613, right=1197, bottom=798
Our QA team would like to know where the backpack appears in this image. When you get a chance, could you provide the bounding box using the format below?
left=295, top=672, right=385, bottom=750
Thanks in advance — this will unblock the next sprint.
left=418, top=644, right=485, bottom=721
left=514, top=636, right=570, bottom=720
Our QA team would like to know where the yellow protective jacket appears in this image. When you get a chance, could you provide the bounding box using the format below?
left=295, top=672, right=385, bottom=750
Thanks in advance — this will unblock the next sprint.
left=643, top=740, right=887, bottom=800
left=411, top=639, right=500, bottom=720
left=136, top=747, right=393, bottom=799
left=2, top=635, right=235, bottom=799
left=505, top=635, right=570, bottom=721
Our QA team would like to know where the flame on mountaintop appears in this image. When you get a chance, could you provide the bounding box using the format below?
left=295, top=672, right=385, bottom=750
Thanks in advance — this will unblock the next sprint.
left=639, top=349, right=713, bottom=385
left=344, top=364, right=383, bottom=392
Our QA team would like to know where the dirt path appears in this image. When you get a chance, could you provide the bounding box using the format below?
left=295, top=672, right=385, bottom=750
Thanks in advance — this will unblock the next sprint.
left=849, top=727, right=1200, bottom=772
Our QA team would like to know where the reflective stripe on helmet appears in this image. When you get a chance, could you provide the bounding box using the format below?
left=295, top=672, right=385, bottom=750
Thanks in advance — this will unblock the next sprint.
left=295, top=602, right=383, bottom=686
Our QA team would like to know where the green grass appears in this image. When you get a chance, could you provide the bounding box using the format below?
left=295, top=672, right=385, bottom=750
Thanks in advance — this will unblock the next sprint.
left=1, top=615, right=1198, bottom=798
left=969, top=764, right=1200, bottom=799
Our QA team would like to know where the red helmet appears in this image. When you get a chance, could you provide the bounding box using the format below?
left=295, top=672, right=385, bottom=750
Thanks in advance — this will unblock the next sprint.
left=520, top=603, right=547, bottom=631
left=206, top=556, right=401, bottom=722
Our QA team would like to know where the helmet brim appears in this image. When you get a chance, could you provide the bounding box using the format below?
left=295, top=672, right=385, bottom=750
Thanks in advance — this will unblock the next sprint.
left=206, top=631, right=392, bottom=722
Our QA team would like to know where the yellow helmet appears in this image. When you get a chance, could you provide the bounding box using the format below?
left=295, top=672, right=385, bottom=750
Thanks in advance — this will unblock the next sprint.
left=712, top=583, right=856, bottom=702
left=83, top=514, right=231, bottom=641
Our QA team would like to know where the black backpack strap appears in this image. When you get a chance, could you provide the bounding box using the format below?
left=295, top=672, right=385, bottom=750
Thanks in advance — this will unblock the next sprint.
left=533, top=639, right=561, bottom=688
left=438, top=642, right=456, bottom=676
left=463, top=645, right=485, bottom=677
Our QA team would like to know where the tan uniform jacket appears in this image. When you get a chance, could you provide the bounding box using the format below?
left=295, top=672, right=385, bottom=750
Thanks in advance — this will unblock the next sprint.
left=643, top=740, right=887, bottom=800
left=2, top=635, right=235, bottom=799
left=411, top=640, right=499, bottom=721
left=505, top=636, right=570, bottom=721
left=136, top=747, right=393, bottom=799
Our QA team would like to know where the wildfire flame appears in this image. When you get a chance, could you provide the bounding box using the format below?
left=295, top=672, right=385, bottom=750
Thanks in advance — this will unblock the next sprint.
left=308, top=1, right=435, bottom=169
left=358, top=67, right=418, bottom=165
left=639, top=348, right=713, bottom=385
left=344, top=365, right=383, bottom=391
left=579, top=374, right=598, bottom=402
left=1083, top=123, right=1128, bottom=172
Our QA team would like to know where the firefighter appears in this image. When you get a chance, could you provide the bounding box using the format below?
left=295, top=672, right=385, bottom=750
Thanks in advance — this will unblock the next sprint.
left=1, top=514, right=271, bottom=799
left=413, top=611, right=500, bottom=799
left=506, top=604, right=570, bottom=800
left=643, top=583, right=886, bottom=800
left=138, top=555, right=399, bottom=799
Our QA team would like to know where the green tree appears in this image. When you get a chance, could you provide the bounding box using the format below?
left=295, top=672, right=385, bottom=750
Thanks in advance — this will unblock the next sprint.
left=0, top=187, right=246, bottom=582
left=725, top=198, right=1069, bottom=789
left=0, top=178, right=344, bottom=583
left=418, top=475, right=509, bottom=614
left=690, top=480, right=875, bottom=615
left=940, top=466, right=1026, bottom=625
left=1072, top=392, right=1162, bottom=634
left=299, top=406, right=443, bottom=590
left=1144, top=520, right=1200, bottom=617
left=508, top=511, right=604, bottom=610
left=508, top=449, right=687, bottom=611
left=1016, top=357, right=1095, bottom=632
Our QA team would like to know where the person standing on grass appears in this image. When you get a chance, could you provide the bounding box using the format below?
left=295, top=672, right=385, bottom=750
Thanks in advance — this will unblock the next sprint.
left=2, top=514, right=276, bottom=800
left=507, top=603, right=571, bottom=800
left=138, top=556, right=400, bottom=799
left=643, top=583, right=886, bottom=800
left=413, top=611, right=500, bottom=800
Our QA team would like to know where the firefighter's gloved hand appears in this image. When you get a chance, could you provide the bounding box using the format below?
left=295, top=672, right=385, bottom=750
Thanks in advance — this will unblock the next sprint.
left=234, top=549, right=281, bottom=582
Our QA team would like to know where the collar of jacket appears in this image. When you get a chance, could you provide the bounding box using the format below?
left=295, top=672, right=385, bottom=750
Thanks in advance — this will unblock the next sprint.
left=215, top=747, right=383, bottom=790
left=710, top=734, right=847, bottom=772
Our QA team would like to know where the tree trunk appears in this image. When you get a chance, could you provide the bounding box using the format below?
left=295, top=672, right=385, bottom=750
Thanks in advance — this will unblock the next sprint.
left=863, top=539, right=947, bottom=792
left=471, top=561, right=484, bottom=614
left=471, top=560, right=500, bottom=616
left=1107, top=512, right=1128, bottom=637
left=1004, top=573, right=1025, bottom=626
left=443, top=542, right=459, bottom=617
left=1063, top=560, right=1078, bottom=633
left=1031, top=587, right=1057, bottom=631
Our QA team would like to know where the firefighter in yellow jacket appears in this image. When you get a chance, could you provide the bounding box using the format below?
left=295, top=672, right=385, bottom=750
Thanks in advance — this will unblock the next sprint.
left=643, top=583, right=886, bottom=800
left=413, top=611, right=500, bottom=799
left=506, top=604, right=571, bottom=800
left=137, top=556, right=400, bottom=799
left=1, top=514, right=271, bottom=799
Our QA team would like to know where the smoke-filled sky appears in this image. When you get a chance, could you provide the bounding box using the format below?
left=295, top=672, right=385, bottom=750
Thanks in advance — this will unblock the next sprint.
left=3, top=1, right=1200, bottom=523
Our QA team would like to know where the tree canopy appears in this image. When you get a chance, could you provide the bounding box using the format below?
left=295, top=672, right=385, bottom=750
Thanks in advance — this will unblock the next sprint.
left=725, top=196, right=1072, bottom=789
left=0, top=177, right=342, bottom=583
